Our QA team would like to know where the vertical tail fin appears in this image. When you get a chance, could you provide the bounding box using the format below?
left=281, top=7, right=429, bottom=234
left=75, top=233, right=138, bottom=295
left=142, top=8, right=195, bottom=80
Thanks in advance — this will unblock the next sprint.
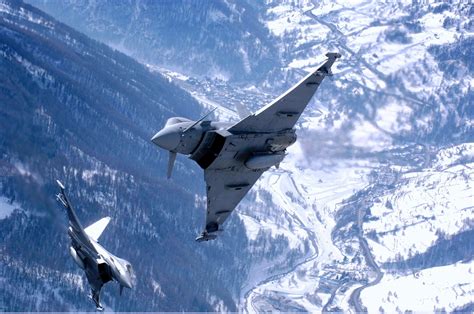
left=84, top=217, right=111, bottom=242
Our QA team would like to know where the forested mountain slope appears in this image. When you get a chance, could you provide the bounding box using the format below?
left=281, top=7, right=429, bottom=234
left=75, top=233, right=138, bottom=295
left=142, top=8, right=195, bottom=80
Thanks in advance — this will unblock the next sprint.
left=0, top=0, right=251, bottom=311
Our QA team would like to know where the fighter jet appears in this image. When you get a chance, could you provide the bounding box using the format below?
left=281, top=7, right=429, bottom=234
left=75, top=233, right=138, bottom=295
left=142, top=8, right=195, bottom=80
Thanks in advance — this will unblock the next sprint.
left=151, top=52, right=341, bottom=242
left=55, top=180, right=135, bottom=310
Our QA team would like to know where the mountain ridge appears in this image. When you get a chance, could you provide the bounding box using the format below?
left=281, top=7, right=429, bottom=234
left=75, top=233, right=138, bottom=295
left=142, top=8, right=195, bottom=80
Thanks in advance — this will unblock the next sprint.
left=1, top=0, right=250, bottom=310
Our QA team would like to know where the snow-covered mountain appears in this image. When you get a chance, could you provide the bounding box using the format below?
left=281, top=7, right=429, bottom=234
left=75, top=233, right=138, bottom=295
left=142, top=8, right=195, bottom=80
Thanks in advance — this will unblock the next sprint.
left=261, top=0, right=472, bottom=144
left=3, top=0, right=473, bottom=312
left=245, top=2, right=472, bottom=311
left=30, top=0, right=279, bottom=82
left=156, top=1, right=473, bottom=312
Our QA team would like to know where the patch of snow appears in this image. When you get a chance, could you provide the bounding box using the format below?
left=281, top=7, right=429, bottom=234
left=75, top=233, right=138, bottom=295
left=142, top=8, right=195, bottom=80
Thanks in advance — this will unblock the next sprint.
left=375, top=100, right=413, bottom=133
left=14, top=161, right=42, bottom=183
left=151, top=279, right=165, bottom=298
left=3, top=50, right=55, bottom=88
left=207, top=293, right=230, bottom=312
left=163, top=70, right=189, bottom=81
left=433, top=143, right=474, bottom=170
left=190, top=92, right=239, bottom=122
left=350, top=118, right=392, bottom=151
left=208, top=9, right=228, bottom=23
left=1, top=2, right=54, bottom=29
left=239, top=47, right=251, bottom=74
left=0, top=196, right=20, bottom=219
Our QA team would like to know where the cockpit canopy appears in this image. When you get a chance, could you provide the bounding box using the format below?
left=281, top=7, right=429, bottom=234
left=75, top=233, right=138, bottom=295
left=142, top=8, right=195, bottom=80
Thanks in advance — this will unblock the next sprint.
left=165, top=117, right=191, bottom=126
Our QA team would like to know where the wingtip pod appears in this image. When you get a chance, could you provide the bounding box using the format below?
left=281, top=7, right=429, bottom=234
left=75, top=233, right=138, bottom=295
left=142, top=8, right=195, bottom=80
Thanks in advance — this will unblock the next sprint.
left=325, top=52, right=341, bottom=59
left=55, top=180, right=68, bottom=208
left=313, top=52, right=341, bottom=78
left=56, top=179, right=65, bottom=190
left=195, top=232, right=218, bottom=242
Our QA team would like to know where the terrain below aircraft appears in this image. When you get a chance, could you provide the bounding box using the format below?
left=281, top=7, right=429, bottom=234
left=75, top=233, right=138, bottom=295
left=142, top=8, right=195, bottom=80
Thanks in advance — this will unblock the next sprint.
left=55, top=180, right=135, bottom=310
left=152, top=52, right=341, bottom=242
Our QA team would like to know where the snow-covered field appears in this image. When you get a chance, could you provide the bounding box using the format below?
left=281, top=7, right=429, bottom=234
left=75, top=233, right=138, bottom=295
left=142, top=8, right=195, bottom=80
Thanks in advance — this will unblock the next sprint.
left=361, top=260, right=474, bottom=312
left=239, top=137, right=474, bottom=311
left=239, top=142, right=374, bottom=311
left=364, top=154, right=474, bottom=264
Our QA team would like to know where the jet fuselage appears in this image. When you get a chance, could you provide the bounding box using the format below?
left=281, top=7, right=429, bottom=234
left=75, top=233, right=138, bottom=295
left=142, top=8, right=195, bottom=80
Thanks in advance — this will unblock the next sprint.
left=152, top=119, right=296, bottom=171
left=68, top=230, right=134, bottom=292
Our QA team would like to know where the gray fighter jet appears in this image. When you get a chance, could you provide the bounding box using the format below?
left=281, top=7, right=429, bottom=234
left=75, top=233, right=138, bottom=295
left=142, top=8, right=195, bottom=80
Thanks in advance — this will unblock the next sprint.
left=55, top=180, right=135, bottom=310
left=151, top=52, right=340, bottom=242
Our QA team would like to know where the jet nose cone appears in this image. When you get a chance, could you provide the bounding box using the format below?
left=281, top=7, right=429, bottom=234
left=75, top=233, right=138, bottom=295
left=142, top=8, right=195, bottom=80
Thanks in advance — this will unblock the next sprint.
left=151, top=128, right=180, bottom=151
left=123, top=277, right=133, bottom=289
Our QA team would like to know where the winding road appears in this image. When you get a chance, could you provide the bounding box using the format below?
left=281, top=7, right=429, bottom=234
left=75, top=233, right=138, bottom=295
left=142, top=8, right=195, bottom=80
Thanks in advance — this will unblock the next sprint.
left=349, top=189, right=384, bottom=312
left=241, top=170, right=321, bottom=312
